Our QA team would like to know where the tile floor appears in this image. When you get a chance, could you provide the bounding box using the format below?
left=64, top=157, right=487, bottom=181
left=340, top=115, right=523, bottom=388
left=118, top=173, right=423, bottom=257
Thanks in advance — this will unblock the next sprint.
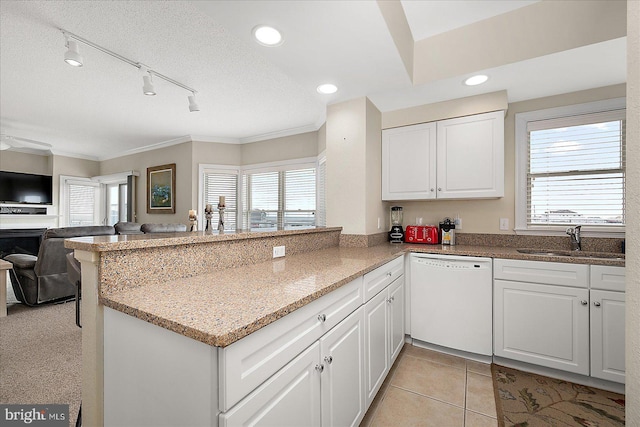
left=361, top=345, right=498, bottom=427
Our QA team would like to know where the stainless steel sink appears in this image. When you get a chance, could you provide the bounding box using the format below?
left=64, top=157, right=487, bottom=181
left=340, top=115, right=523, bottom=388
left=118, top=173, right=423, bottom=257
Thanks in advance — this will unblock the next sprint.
left=517, top=248, right=625, bottom=260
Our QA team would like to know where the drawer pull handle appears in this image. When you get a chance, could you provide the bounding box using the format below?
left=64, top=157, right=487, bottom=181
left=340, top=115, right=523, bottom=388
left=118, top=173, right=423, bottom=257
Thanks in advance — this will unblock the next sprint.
left=315, top=364, right=324, bottom=373
left=318, top=314, right=327, bottom=322
left=593, top=301, right=601, bottom=307
left=324, top=356, right=333, bottom=365
left=580, top=300, right=588, bottom=306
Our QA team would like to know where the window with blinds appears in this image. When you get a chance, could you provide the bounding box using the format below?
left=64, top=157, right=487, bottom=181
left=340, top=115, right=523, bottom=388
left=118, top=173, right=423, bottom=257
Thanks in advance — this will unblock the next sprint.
left=203, top=170, right=239, bottom=230
left=526, top=109, right=626, bottom=227
left=242, top=167, right=316, bottom=230
left=67, top=183, right=98, bottom=226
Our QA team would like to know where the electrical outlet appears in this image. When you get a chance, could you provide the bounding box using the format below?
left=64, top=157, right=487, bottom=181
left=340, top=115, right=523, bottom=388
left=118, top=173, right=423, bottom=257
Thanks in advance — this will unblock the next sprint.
left=273, top=246, right=285, bottom=258
left=454, top=216, right=462, bottom=230
left=377, top=217, right=381, bottom=230
left=499, top=218, right=509, bottom=231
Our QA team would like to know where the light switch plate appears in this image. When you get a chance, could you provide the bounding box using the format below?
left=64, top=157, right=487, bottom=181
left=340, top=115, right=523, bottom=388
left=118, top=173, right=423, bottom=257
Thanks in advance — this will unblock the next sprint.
left=499, top=218, right=509, bottom=231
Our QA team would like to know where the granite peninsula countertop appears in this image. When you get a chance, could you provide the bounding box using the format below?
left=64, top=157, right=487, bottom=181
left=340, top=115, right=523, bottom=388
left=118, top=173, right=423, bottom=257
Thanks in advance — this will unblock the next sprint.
left=100, top=244, right=406, bottom=347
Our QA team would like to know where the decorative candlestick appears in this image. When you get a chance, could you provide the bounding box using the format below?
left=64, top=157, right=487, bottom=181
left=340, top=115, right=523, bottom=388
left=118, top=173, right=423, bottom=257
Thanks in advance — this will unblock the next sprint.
left=204, top=204, right=213, bottom=233
left=217, top=196, right=226, bottom=232
left=188, top=209, right=198, bottom=232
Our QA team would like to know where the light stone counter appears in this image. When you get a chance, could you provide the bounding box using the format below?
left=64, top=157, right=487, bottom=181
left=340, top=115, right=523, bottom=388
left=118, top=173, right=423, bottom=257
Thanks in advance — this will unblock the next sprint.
left=100, top=244, right=405, bottom=347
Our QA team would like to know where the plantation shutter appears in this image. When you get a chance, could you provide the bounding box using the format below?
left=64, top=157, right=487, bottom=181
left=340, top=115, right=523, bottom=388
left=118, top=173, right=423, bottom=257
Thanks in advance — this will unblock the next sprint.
left=203, top=171, right=238, bottom=230
left=526, top=109, right=626, bottom=226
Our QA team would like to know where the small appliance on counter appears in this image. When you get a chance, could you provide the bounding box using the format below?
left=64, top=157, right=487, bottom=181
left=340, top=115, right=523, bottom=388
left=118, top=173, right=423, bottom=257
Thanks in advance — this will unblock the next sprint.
left=405, top=225, right=439, bottom=244
left=389, top=206, right=404, bottom=243
left=439, top=217, right=456, bottom=245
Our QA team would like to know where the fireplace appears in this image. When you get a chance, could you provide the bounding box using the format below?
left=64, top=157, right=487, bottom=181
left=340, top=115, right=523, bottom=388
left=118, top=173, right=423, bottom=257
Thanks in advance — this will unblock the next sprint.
left=0, top=228, right=46, bottom=259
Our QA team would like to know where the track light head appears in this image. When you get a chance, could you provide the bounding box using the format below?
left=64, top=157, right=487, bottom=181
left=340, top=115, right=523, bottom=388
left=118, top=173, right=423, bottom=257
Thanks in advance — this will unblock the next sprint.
left=142, top=74, right=156, bottom=96
left=188, top=93, right=200, bottom=112
left=64, top=38, right=83, bottom=67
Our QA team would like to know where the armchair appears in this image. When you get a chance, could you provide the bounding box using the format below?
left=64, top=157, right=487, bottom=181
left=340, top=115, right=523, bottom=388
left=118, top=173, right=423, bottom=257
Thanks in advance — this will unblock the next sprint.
left=4, top=226, right=115, bottom=306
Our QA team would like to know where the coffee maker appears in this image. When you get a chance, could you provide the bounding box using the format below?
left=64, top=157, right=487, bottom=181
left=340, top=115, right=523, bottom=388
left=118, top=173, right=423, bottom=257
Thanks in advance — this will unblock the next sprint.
left=389, top=206, right=404, bottom=243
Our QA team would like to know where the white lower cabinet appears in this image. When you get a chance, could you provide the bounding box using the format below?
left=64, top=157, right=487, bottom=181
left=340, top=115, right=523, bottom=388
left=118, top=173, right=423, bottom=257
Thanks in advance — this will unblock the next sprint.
left=494, top=279, right=590, bottom=375
left=220, top=342, right=322, bottom=427
left=364, top=276, right=405, bottom=407
left=494, top=259, right=626, bottom=383
left=320, top=308, right=366, bottom=427
left=590, top=290, right=626, bottom=383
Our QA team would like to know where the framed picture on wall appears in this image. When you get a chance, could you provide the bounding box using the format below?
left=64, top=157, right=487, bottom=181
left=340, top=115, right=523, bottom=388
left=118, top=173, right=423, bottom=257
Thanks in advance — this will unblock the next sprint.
left=147, top=163, right=176, bottom=214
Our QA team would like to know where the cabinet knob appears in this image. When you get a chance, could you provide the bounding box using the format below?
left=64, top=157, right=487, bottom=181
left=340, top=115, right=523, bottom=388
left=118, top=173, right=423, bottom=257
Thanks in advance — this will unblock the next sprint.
left=438, top=187, right=442, bottom=191
left=387, top=272, right=392, bottom=277
left=593, top=301, right=601, bottom=307
left=430, top=188, right=435, bottom=192
left=318, top=314, right=327, bottom=322
left=387, top=297, right=395, bottom=303
left=324, top=356, right=333, bottom=365
left=315, top=364, right=324, bottom=373
left=581, top=300, right=588, bottom=306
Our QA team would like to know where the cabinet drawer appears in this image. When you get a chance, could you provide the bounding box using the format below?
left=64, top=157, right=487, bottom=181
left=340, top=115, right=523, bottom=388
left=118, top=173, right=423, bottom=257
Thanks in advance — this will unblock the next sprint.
left=218, top=277, right=363, bottom=411
left=591, top=265, right=625, bottom=292
left=363, top=256, right=404, bottom=302
left=494, top=258, right=588, bottom=288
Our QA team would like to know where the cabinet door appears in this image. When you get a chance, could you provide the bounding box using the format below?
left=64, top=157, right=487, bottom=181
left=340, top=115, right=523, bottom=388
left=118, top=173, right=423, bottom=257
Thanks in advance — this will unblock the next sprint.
left=220, top=342, right=321, bottom=427
left=320, top=307, right=365, bottom=427
left=364, top=289, right=390, bottom=406
left=382, top=122, right=437, bottom=200
left=436, top=111, right=504, bottom=199
left=388, top=277, right=405, bottom=364
left=494, top=280, right=589, bottom=375
left=590, top=290, right=625, bottom=383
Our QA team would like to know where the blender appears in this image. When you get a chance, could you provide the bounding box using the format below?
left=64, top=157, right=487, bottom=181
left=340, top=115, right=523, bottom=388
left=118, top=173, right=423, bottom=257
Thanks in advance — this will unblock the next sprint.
left=389, top=206, right=404, bottom=243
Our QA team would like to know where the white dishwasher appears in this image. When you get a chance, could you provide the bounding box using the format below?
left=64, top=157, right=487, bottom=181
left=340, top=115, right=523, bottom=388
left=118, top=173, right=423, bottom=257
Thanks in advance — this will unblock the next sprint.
left=410, top=253, right=493, bottom=356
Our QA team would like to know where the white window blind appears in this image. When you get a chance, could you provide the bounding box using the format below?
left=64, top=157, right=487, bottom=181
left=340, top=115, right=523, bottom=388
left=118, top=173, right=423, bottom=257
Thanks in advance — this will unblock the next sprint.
left=316, top=156, right=326, bottom=227
left=243, top=166, right=316, bottom=230
left=526, top=109, right=626, bottom=227
left=68, top=183, right=98, bottom=226
left=203, top=171, right=238, bottom=230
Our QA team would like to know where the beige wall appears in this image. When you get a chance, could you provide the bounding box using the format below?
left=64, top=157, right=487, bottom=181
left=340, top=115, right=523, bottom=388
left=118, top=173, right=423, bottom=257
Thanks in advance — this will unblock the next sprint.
left=0, top=150, right=52, bottom=175
left=241, top=132, right=318, bottom=165
left=326, top=98, right=368, bottom=234
left=387, top=84, right=626, bottom=234
left=317, top=124, right=326, bottom=154
left=100, top=142, right=192, bottom=225
left=626, top=0, right=639, bottom=422
left=365, top=98, right=385, bottom=235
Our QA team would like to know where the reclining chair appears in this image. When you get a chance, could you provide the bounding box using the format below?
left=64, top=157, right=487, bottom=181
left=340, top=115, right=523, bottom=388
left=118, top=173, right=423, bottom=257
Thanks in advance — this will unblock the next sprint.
left=4, top=226, right=115, bottom=306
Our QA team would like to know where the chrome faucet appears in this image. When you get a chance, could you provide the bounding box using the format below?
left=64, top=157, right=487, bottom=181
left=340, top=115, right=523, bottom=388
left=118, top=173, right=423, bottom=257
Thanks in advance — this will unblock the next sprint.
left=566, top=225, right=582, bottom=251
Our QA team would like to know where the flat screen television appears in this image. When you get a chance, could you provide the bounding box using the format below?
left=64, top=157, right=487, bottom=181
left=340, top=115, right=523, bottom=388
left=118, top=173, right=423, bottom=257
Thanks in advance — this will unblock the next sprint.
left=0, top=171, right=53, bottom=205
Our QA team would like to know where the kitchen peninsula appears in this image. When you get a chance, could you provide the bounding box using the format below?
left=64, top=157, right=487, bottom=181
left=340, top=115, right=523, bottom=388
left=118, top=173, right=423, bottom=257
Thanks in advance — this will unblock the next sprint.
left=65, top=227, right=405, bottom=427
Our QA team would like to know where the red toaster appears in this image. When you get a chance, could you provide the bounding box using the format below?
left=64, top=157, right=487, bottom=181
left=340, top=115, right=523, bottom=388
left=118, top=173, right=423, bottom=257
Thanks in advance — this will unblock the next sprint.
left=404, top=225, right=439, bottom=244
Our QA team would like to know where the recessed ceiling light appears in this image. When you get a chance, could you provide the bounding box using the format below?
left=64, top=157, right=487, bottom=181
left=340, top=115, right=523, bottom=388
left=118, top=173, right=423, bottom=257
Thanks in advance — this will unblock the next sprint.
left=253, top=25, right=283, bottom=46
left=464, top=75, right=489, bottom=86
left=317, top=84, right=338, bottom=94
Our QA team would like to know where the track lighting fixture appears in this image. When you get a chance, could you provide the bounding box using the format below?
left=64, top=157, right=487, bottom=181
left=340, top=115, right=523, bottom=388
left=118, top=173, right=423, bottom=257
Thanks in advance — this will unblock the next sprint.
left=188, top=93, right=200, bottom=112
left=61, top=29, right=200, bottom=112
left=140, top=67, right=156, bottom=96
left=64, top=36, right=83, bottom=67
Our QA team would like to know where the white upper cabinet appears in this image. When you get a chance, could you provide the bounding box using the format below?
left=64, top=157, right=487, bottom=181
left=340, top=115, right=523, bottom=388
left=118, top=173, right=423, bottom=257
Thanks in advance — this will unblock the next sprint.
left=382, top=122, right=437, bottom=200
left=436, top=111, right=504, bottom=199
left=382, top=111, right=504, bottom=201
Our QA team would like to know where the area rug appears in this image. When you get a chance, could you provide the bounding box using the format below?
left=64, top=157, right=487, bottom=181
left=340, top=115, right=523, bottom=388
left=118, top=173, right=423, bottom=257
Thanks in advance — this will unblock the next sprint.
left=492, top=364, right=625, bottom=427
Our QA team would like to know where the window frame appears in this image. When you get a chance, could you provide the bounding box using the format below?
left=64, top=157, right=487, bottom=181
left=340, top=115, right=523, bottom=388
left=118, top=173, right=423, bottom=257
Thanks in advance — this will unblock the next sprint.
left=514, top=97, right=626, bottom=237
left=59, top=175, right=101, bottom=227
left=198, top=164, right=241, bottom=231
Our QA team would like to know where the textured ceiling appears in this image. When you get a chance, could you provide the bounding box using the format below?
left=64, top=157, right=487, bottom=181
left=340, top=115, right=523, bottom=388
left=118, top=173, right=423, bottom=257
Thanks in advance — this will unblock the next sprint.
left=0, top=0, right=627, bottom=160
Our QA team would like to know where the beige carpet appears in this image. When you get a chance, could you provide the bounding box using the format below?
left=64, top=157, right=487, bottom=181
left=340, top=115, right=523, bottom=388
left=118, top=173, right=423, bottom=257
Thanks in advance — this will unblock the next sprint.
left=1, top=283, right=81, bottom=426
left=492, top=364, right=625, bottom=427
